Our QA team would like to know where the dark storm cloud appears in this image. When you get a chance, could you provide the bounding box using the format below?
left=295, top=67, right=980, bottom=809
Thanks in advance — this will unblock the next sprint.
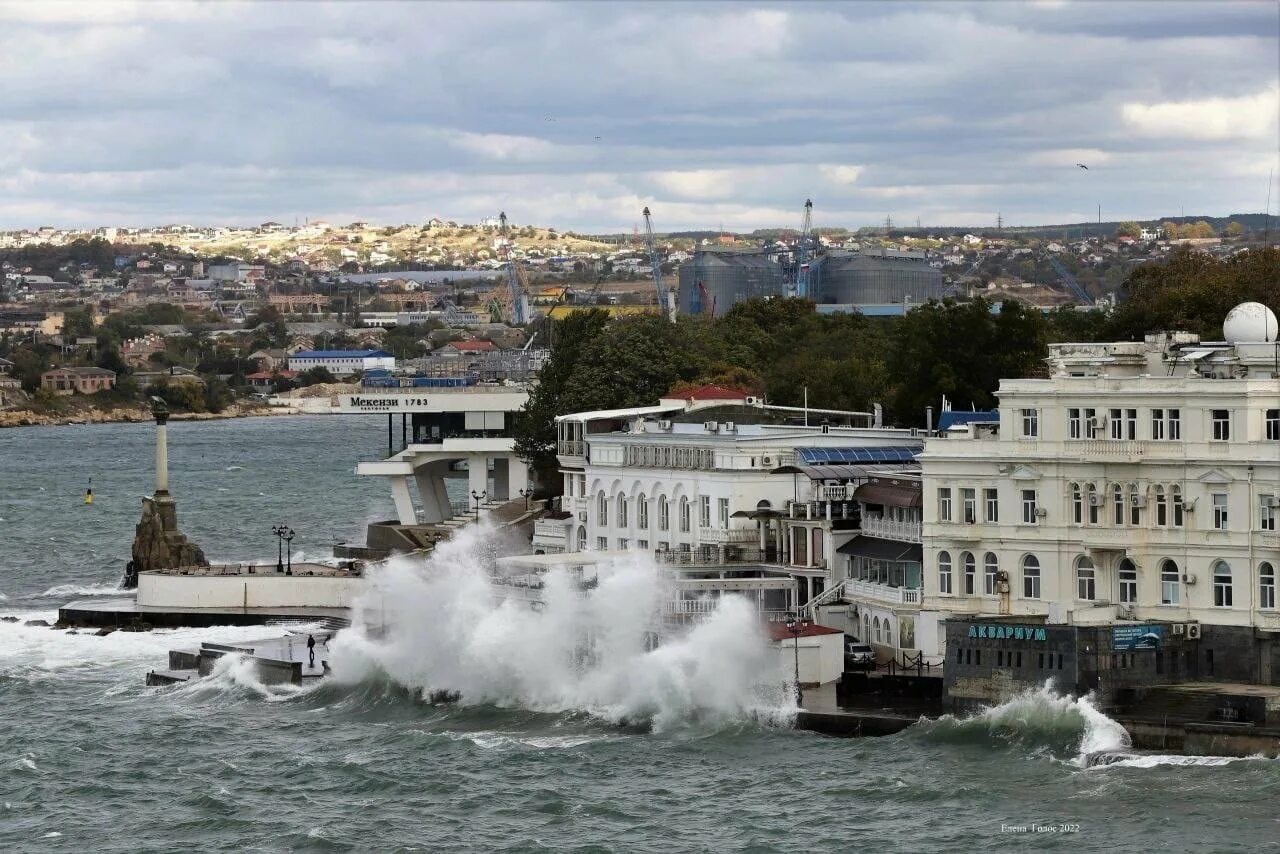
left=0, top=0, right=1274, bottom=230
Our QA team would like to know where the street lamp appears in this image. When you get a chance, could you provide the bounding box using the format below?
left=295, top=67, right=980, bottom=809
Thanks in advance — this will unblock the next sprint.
left=518, top=488, right=530, bottom=511
left=272, top=524, right=286, bottom=572
left=284, top=528, right=295, bottom=575
left=471, top=489, right=487, bottom=523
left=785, top=610, right=811, bottom=706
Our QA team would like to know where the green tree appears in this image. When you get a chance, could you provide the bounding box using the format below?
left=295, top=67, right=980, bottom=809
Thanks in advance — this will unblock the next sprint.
left=297, top=366, right=336, bottom=386
left=1116, top=221, right=1142, bottom=239
left=1226, top=221, right=1245, bottom=237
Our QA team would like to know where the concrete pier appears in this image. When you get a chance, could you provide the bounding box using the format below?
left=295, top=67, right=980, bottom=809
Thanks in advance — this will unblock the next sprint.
left=146, top=629, right=335, bottom=687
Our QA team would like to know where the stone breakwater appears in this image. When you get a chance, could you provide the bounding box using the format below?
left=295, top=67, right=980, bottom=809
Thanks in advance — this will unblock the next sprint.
left=0, top=404, right=293, bottom=429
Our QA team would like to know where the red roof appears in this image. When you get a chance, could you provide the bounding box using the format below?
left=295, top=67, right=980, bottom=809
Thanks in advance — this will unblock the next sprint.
left=767, top=623, right=844, bottom=641
left=673, top=384, right=749, bottom=401
left=449, top=340, right=497, bottom=352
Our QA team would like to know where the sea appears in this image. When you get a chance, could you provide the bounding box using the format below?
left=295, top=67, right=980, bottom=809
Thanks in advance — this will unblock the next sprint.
left=2, top=415, right=1278, bottom=852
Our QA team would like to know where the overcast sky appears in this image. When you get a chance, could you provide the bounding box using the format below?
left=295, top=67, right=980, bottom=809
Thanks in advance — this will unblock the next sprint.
left=0, top=0, right=1276, bottom=231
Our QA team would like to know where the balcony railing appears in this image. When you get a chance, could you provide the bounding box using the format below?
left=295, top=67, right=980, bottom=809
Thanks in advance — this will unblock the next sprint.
left=860, top=517, right=922, bottom=543
left=820, top=484, right=854, bottom=501
left=698, top=526, right=758, bottom=545
left=1078, top=439, right=1146, bottom=458
left=557, top=441, right=585, bottom=457
left=844, top=579, right=922, bottom=606
left=789, top=501, right=857, bottom=521
left=654, top=546, right=775, bottom=566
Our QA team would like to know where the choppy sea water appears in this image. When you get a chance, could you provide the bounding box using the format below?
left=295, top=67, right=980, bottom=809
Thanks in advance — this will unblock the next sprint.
left=2, top=416, right=1279, bottom=852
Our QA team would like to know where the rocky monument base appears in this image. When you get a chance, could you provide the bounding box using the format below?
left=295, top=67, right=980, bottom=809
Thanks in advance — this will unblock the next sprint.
left=126, top=494, right=208, bottom=587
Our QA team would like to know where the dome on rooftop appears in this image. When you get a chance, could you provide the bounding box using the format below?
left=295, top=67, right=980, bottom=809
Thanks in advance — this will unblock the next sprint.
left=1223, top=302, right=1278, bottom=343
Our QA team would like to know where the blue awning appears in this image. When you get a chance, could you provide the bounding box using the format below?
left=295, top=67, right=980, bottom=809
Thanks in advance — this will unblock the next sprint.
left=937, top=411, right=999, bottom=431
left=796, top=446, right=918, bottom=465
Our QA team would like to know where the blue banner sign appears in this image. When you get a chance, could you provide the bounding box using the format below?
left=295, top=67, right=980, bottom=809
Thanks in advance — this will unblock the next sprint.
left=1112, top=624, right=1166, bottom=650
left=967, top=624, right=1047, bottom=642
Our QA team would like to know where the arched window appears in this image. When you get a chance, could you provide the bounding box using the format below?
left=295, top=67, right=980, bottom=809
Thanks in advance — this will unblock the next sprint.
left=1070, top=482, right=1083, bottom=524
left=1086, top=483, right=1100, bottom=525
left=1022, top=555, right=1041, bottom=599
left=872, top=616, right=881, bottom=644
left=1171, top=485, right=1184, bottom=527
left=863, top=614, right=871, bottom=643
left=938, top=551, right=953, bottom=594
left=616, top=494, right=628, bottom=527
left=984, top=552, right=999, bottom=595
left=962, top=551, right=976, bottom=595
left=597, top=491, right=608, bottom=526
left=1127, top=483, right=1141, bottom=525
left=1118, top=558, right=1137, bottom=604
left=756, top=499, right=772, bottom=510
left=637, top=494, right=649, bottom=529
left=1112, top=483, right=1125, bottom=526
left=678, top=497, right=690, bottom=532
left=1160, top=559, right=1180, bottom=605
left=1213, top=560, right=1233, bottom=607
left=1154, top=485, right=1167, bottom=526
left=658, top=495, right=669, bottom=531
left=576, top=526, right=587, bottom=552
left=1076, top=556, right=1096, bottom=600
left=1261, top=562, right=1276, bottom=610
left=883, top=620, right=893, bottom=647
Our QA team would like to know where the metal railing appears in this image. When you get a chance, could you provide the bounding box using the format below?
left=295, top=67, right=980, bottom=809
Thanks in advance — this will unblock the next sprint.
left=860, top=517, right=922, bottom=543
left=844, top=579, right=922, bottom=605
left=653, top=546, right=775, bottom=566
left=804, top=579, right=847, bottom=617
left=789, top=501, right=857, bottom=521
left=698, top=526, right=757, bottom=544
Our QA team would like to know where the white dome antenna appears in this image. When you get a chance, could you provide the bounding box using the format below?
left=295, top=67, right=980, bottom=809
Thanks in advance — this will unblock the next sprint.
left=1223, top=302, right=1278, bottom=343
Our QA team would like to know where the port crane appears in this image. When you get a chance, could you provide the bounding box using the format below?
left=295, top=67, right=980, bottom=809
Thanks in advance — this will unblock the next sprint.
left=496, top=211, right=533, bottom=325
left=642, top=206, right=675, bottom=321
left=795, top=198, right=814, bottom=299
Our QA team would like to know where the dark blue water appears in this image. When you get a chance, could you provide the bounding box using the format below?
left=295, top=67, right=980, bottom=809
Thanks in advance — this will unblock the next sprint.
left=2, top=417, right=1278, bottom=852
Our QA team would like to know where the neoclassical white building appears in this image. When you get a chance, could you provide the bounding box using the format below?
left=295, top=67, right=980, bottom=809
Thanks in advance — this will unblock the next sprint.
left=919, top=308, right=1280, bottom=667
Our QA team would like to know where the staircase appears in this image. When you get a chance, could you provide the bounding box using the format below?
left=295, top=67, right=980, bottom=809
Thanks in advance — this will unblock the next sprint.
left=805, top=580, right=848, bottom=620
left=1127, top=687, right=1241, bottom=723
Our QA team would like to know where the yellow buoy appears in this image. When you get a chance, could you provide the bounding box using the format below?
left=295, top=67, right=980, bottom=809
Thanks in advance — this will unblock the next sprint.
left=84, top=479, right=93, bottom=505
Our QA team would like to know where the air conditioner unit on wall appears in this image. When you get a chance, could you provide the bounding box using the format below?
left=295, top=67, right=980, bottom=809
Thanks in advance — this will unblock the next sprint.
left=658, top=420, right=672, bottom=431
left=1088, top=493, right=1103, bottom=507
left=1263, top=495, right=1278, bottom=508
left=1186, top=624, right=1202, bottom=640
left=1034, top=507, right=1048, bottom=518
left=1172, top=623, right=1186, bottom=636
left=1131, top=492, right=1147, bottom=508
left=703, top=421, right=719, bottom=433
left=1182, top=573, right=1197, bottom=585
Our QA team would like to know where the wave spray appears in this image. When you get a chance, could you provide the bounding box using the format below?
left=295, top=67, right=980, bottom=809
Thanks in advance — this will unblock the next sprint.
left=329, top=525, right=792, bottom=730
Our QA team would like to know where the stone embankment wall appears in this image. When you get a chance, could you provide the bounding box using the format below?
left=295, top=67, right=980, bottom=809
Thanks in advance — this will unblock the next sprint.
left=0, top=403, right=290, bottom=428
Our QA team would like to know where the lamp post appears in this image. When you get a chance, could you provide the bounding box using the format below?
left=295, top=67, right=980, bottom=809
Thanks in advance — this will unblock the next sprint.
left=284, top=528, right=295, bottom=575
left=471, top=489, right=487, bottom=523
left=785, top=610, right=811, bottom=706
left=272, top=524, right=286, bottom=572
left=519, top=488, right=530, bottom=511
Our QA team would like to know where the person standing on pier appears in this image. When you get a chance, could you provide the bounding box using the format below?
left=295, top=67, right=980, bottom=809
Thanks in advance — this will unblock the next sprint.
left=307, top=634, right=316, bottom=668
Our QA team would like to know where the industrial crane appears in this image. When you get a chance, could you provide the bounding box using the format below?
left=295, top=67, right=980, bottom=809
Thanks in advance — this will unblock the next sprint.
left=795, top=198, right=814, bottom=299
left=498, top=211, right=532, bottom=325
left=642, top=206, right=675, bottom=321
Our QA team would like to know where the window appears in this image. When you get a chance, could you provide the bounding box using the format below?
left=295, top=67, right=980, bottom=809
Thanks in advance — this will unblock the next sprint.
left=1076, top=556, right=1096, bottom=601
left=1171, top=485, right=1184, bottom=527
left=1109, top=408, right=1123, bottom=440
left=1262, top=497, right=1277, bottom=532
left=617, top=494, right=628, bottom=527
left=638, top=495, right=649, bottom=529
left=1071, top=482, right=1083, bottom=524
left=1085, top=408, right=1099, bottom=437
left=1021, top=489, right=1038, bottom=524
left=1021, top=408, right=1039, bottom=438
left=717, top=498, right=729, bottom=529
left=1212, top=493, right=1228, bottom=530
left=938, top=488, right=952, bottom=522
left=938, top=551, right=952, bottom=594
left=984, top=552, right=998, bottom=595
left=1022, top=555, right=1041, bottom=599
left=1112, top=483, right=1125, bottom=526
left=1068, top=407, right=1083, bottom=439
left=1124, top=408, right=1137, bottom=440
left=1268, top=409, right=1280, bottom=441
left=963, top=552, right=976, bottom=595
left=1162, top=560, right=1177, bottom=606
left=1168, top=409, right=1181, bottom=440
left=596, top=537, right=608, bottom=551
left=597, top=491, right=608, bottom=526
left=637, top=539, right=649, bottom=551
left=961, top=488, right=977, bottom=524
left=679, top=497, right=690, bottom=532
left=1154, top=485, right=1167, bottom=526
left=1128, top=484, right=1141, bottom=526
left=1213, top=560, right=1233, bottom=607
left=618, top=538, right=628, bottom=550
left=1151, top=408, right=1165, bottom=440
left=1119, top=560, right=1137, bottom=604
left=658, top=496, right=669, bottom=531
left=1086, top=483, right=1100, bottom=525
left=1262, top=563, right=1276, bottom=610
left=1211, top=409, right=1230, bottom=441
left=984, top=488, right=999, bottom=523
left=699, top=496, right=710, bottom=528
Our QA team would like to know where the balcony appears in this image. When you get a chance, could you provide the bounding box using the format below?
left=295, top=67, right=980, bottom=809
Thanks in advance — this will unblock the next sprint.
left=820, top=484, right=855, bottom=501
left=698, top=526, right=758, bottom=545
left=1078, top=440, right=1146, bottom=460
left=654, top=546, right=775, bottom=566
left=789, top=501, right=857, bottom=522
left=860, top=517, right=922, bottom=543
left=844, top=579, right=922, bottom=607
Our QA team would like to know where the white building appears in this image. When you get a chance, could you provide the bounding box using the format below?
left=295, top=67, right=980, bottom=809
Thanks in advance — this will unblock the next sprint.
left=919, top=303, right=1280, bottom=666
left=287, top=349, right=396, bottom=377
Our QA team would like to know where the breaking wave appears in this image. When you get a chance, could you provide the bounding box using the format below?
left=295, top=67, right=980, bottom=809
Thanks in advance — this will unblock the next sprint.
left=38, top=582, right=124, bottom=598
left=330, top=524, right=792, bottom=731
left=912, top=683, right=1129, bottom=761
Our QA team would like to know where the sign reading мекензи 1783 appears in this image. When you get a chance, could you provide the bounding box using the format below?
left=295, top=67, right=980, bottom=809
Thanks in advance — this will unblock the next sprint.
left=967, top=624, right=1047, bottom=641
left=1112, top=624, right=1166, bottom=650
left=341, top=395, right=428, bottom=411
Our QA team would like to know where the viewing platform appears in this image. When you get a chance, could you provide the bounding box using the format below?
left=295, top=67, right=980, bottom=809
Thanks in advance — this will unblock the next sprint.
left=147, top=629, right=336, bottom=687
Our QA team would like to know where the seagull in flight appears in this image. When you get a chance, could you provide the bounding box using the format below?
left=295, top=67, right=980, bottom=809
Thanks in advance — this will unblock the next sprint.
left=1076, top=163, right=1089, bottom=170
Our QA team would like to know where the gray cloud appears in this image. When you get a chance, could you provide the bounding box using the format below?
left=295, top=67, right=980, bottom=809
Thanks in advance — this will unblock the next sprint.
left=0, top=0, right=1275, bottom=230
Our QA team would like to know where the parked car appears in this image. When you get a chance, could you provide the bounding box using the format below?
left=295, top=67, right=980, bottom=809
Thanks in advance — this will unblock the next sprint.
left=845, top=640, right=875, bottom=670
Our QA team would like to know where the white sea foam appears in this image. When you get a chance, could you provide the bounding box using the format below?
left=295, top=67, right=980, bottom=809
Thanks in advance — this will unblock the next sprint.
left=174, top=651, right=321, bottom=703
left=38, top=582, right=123, bottom=598
left=225, top=465, right=244, bottom=471
left=1099, top=753, right=1269, bottom=769
left=330, top=524, right=791, bottom=731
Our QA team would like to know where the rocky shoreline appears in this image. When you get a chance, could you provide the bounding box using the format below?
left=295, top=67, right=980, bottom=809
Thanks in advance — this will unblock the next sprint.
left=0, top=403, right=298, bottom=429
